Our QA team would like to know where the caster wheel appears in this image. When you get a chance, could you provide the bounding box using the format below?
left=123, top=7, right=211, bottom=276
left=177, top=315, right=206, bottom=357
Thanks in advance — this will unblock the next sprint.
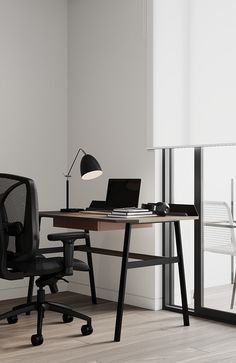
left=7, top=316, right=18, bottom=324
left=62, top=314, right=74, bottom=323
left=31, top=334, right=44, bottom=346
left=81, top=324, right=93, bottom=336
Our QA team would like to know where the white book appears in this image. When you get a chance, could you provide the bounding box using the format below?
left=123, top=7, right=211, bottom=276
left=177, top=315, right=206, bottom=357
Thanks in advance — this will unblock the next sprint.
left=112, top=207, right=151, bottom=214
left=111, top=211, right=153, bottom=216
left=107, top=213, right=154, bottom=218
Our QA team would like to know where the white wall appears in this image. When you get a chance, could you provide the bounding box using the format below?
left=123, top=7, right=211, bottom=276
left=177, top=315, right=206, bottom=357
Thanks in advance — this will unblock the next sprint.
left=0, top=0, right=158, bottom=309
left=0, top=0, right=68, bottom=299
left=67, top=0, right=158, bottom=309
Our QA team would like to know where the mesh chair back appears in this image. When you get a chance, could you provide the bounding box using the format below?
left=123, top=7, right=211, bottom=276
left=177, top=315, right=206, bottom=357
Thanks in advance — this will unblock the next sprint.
left=0, top=174, right=39, bottom=279
left=203, top=201, right=236, bottom=255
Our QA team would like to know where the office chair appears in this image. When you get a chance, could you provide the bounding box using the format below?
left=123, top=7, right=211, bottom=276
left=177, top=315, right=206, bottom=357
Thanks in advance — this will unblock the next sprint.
left=0, top=173, right=93, bottom=346
left=204, top=201, right=236, bottom=309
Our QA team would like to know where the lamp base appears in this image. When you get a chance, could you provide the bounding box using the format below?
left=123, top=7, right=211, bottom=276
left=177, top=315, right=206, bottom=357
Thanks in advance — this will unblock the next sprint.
left=60, top=208, right=84, bottom=213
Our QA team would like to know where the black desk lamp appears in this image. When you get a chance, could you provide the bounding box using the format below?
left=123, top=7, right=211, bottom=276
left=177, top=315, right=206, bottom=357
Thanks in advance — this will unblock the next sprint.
left=61, top=148, right=103, bottom=212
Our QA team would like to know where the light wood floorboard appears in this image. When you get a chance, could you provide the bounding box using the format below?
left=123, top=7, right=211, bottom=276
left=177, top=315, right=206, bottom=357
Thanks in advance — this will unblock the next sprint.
left=0, top=292, right=236, bottom=362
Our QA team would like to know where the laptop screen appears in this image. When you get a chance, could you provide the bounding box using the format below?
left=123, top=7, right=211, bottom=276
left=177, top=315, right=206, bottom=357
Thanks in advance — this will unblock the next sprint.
left=105, top=179, right=141, bottom=209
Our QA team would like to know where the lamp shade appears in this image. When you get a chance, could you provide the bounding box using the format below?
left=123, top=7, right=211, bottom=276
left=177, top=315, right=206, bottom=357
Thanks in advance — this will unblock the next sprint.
left=80, top=154, right=103, bottom=180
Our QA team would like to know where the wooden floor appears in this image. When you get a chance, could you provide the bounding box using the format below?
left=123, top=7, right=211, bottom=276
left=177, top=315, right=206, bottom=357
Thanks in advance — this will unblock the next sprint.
left=1, top=292, right=236, bottom=362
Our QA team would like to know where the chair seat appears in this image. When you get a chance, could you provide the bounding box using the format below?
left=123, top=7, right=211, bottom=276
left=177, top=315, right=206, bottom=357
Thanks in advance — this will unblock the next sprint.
left=8, top=255, right=89, bottom=276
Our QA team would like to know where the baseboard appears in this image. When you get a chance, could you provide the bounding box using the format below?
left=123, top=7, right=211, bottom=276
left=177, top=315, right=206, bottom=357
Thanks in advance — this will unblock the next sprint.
left=69, top=281, right=162, bottom=310
left=0, top=281, right=68, bottom=301
left=0, top=286, right=29, bottom=301
left=0, top=280, right=162, bottom=310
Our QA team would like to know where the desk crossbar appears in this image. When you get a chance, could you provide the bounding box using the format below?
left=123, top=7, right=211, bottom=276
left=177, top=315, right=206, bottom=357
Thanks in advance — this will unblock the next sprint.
left=39, top=245, right=179, bottom=269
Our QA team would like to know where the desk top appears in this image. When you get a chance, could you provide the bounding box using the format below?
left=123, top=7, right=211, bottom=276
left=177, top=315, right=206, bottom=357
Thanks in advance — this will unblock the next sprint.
left=40, top=211, right=198, bottom=231
left=40, top=210, right=198, bottom=223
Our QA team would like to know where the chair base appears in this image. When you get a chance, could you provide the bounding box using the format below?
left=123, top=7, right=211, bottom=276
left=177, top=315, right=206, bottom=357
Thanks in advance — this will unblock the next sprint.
left=0, top=287, right=93, bottom=346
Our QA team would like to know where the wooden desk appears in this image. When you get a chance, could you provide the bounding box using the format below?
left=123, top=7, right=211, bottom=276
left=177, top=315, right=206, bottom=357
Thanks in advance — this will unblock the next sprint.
left=39, top=211, right=198, bottom=342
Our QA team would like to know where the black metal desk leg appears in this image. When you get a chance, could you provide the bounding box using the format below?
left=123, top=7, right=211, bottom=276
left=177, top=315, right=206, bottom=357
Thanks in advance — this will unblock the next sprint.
left=174, top=221, right=189, bottom=326
left=114, top=223, right=132, bottom=342
left=85, top=230, right=97, bottom=304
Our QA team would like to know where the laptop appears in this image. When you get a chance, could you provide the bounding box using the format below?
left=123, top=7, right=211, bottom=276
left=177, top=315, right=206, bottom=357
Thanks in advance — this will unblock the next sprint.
left=86, top=178, right=141, bottom=213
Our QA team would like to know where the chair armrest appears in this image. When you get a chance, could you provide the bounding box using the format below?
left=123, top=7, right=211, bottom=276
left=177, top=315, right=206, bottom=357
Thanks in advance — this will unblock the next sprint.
left=47, top=232, right=87, bottom=276
left=5, top=222, right=23, bottom=236
left=47, top=231, right=88, bottom=241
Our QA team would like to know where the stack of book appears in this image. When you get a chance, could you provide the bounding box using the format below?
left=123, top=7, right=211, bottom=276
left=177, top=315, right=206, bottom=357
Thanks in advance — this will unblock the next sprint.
left=108, top=207, right=154, bottom=218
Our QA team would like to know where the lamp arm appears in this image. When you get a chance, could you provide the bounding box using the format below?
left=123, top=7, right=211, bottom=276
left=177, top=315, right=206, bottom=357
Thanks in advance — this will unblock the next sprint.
left=66, top=148, right=86, bottom=177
